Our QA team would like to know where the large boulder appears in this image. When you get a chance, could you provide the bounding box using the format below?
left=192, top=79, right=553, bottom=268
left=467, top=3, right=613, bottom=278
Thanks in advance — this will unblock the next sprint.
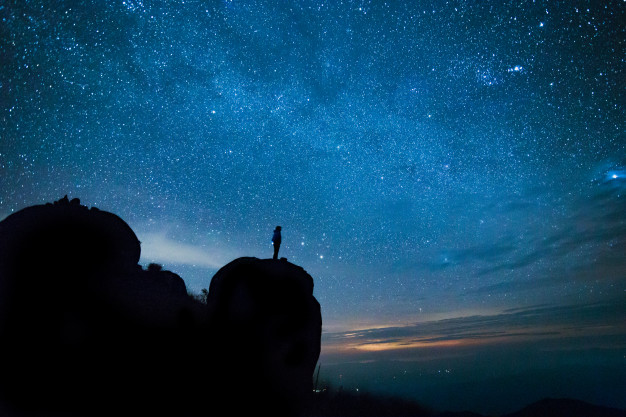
left=206, top=257, right=322, bottom=417
left=0, top=197, right=203, bottom=417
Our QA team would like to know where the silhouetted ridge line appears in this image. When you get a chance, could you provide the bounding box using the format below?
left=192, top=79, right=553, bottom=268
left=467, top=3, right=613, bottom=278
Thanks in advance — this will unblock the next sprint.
left=0, top=198, right=322, bottom=417
left=501, top=398, right=626, bottom=417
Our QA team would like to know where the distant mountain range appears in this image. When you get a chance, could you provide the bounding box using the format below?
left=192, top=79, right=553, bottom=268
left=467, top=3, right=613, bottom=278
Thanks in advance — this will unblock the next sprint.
left=500, top=398, right=626, bottom=417
left=437, top=398, right=626, bottom=417
left=306, top=392, right=626, bottom=417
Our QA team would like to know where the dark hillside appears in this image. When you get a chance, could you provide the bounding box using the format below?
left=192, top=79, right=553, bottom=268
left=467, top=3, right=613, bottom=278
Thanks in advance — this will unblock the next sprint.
left=0, top=198, right=321, bottom=417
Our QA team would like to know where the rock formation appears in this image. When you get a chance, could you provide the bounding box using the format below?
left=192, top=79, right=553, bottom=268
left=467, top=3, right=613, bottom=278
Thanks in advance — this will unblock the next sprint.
left=207, top=257, right=322, bottom=416
left=0, top=198, right=321, bottom=417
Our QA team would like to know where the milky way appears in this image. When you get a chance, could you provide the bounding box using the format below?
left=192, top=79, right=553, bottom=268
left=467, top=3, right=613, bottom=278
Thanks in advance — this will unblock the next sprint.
left=1, top=1, right=625, bottom=413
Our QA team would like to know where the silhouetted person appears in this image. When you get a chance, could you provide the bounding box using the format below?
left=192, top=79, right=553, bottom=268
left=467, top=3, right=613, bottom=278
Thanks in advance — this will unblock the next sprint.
left=0, top=199, right=323, bottom=417
left=272, top=226, right=282, bottom=259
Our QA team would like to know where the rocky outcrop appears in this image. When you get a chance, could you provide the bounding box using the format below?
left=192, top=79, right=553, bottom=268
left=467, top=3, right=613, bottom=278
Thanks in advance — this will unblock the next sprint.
left=207, top=257, right=322, bottom=416
left=0, top=198, right=322, bottom=417
left=0, top=197, right=205, bottom=416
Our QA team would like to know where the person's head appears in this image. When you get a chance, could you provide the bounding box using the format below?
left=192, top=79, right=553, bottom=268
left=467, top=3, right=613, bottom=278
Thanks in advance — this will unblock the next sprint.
left=275, top=226, right=281, bottom=231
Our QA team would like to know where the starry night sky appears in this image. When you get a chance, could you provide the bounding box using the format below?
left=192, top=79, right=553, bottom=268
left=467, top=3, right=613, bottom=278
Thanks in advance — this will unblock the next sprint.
left=1, top=1, right=625, bottom=414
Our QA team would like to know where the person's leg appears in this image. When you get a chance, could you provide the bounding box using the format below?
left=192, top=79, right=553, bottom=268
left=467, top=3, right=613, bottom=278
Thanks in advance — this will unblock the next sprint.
left=273, top=244, right=279, bottom=259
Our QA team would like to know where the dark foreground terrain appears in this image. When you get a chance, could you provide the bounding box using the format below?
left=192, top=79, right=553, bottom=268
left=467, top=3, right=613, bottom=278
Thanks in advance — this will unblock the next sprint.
left=0, top=197, right=321, bottom=417
left=306, top=392, right=626, bottom=417
left=1, top=199, right=623, bottom=417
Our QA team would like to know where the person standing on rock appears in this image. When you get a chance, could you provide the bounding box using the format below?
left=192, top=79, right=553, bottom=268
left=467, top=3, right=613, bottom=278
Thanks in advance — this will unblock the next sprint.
left=272, top=226, right=282, bottom=259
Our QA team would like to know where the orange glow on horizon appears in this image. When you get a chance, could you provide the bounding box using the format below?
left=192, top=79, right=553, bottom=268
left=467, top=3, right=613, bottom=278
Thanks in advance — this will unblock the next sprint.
left=319, top=310, right=626, bottom=358
left=353, top=338, right=465, bottom=351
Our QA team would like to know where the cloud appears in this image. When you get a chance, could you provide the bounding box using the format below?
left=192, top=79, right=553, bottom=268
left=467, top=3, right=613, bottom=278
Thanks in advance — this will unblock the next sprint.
left=321, top=299, right=626, bottom=355
left=427, top=178, right=626, bottom=285
left=426, top=241, right=518, bottom=271
left=138, top=232, right=229, bottom=269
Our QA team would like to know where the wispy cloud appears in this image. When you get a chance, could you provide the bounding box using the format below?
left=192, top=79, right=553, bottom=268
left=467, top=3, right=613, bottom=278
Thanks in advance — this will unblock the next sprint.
left=423, top=177, right=626, bottom=292
left=138, top=232, right=231, bottom=269
left=321, top=299, right=626, bottom=356
left=425, top=240, right=518, bottom=271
